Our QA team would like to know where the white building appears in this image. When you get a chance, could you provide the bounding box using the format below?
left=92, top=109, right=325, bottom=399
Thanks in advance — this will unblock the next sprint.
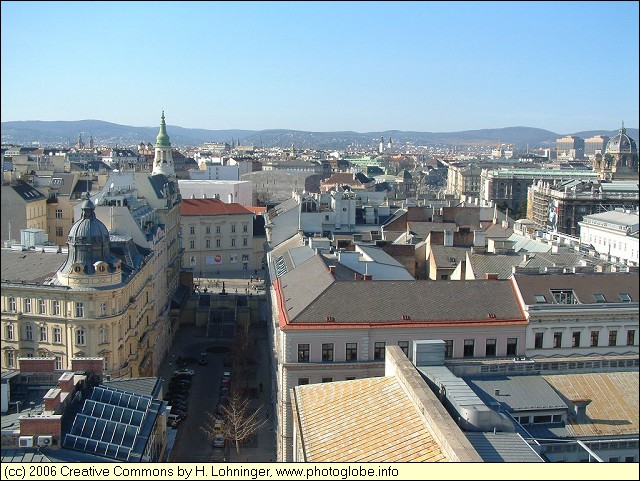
left=578, top=209, right=639, bottom=266
left=177, top=179, right=252, bottom=206
left=512, top=272, right=639, bottom=358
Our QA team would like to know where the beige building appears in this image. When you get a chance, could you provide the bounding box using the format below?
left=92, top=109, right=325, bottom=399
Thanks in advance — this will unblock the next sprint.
left=445, top=163, right=482, bottom=199
left=1, top=113, right=183, bottom=378
left=1, top=180, right=47, bottom=243
left=180, top=198, right=262, bottom=276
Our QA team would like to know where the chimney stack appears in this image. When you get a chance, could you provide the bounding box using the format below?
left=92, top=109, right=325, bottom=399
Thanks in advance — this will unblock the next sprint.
left=572, top=398, right=592, bottom=422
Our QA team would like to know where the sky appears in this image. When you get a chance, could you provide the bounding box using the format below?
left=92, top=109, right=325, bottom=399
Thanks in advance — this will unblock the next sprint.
left=1, top=1, right=638, bottom=134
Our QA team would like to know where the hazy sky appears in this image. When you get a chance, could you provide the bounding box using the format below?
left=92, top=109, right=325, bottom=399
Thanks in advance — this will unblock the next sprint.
left=1, top=1, right=638, bottom=134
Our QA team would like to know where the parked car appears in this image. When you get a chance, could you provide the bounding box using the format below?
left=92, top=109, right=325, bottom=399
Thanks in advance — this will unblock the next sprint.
left=176, top=356, right=197, bottom=367
left=174, top=368, right=195, bottom=377
left=198, top=352, right=209, bottom=365
left=213, top=434, right=225, bottom=448
left=222, top=371, right=231, bottom=380
left=220, top=387, right=229, bottom=397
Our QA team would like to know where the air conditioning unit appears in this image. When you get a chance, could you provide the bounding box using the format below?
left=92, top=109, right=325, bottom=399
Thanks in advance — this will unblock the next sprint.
left=37, top=435, right=53, bottom=447
left=19, top=436, right=34, bottom=448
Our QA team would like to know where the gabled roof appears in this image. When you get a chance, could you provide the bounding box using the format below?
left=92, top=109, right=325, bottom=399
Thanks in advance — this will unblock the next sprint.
left=277, top=278, right=525, bottom=327
left=10, top=180, right=45, bottom=202
left=430, top=245, right=468, bottom=269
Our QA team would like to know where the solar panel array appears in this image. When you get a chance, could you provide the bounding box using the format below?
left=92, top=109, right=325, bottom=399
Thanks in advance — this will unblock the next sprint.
left=62, top=386, right=153, bottom=461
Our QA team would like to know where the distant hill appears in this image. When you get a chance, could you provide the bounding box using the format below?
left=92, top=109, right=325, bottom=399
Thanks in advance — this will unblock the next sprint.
left=1, top=119, right=637, bottom=150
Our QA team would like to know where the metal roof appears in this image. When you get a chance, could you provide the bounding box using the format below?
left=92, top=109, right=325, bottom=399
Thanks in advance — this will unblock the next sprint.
left=465, top=432, right=544, bottom=462
left=465, top=375, right=568, bottom=412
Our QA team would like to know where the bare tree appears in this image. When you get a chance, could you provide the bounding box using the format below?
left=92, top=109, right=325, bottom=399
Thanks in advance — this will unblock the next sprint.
left=200, top=391, right=267, bottom=459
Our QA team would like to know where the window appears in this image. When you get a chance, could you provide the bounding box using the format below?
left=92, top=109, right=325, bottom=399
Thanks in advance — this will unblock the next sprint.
left=216, top=225, right=221, bottom=234
left=5, top=324, right=14, bottom=340
left=609, top=330, right=617, bottom=347
left=534, top=294, right=547, bottom=303
left=206, top=239, right=211, bottom=248
left=103, top=358, right=109, bottom=371
left=298, top=378, right=309, bottom=386
left=230, top=254, right=237, bottom=263
left=551, top=289, right=576, bottom=304
left=444, top=340, right=454, bottom=358
left=55, top=209, right=63, bottom=219
left=56, top=226, right=63, bottom=237
left=506, top=338, right=518, bottom=356
left=590, top=331, right=599, bottom=347
left=346, top=343, right=357, bottom=361
left=24, top=298, right=32, bottom=313
left=398, top=341, right=409, bottom=357
left=38, top=299, right=46, bottom=314
left=100, top=326, right=108, bottom=344
left=609, top=457, right=619, bottom=463
left=463, top=339, right=475, bottom=357
left=321, top=377, right=333, bottom=383
left=189, top=240, right=195, bottom=249
left=440, top=274, right=448, bottom=280
left=593, top=294, right=606, bottom=303
left=231, top=225, right=236, bottom=233
left=243, top=224, right=248, bottom=233
left=624, top=456, right=636, bottom=463
left=534, top=332, right=544, bottom=349
left=374, top=342, right=386, bottom=360
left=485, top=339, right=497, bottom=357
left=189, top=226, right=195, bottom=235
left=553, top=332, right=562, bottom=348
left=53, top=300, right=60, bottom=316
left=8, top=297, right=16, bottom=312
left=243, top=238, right=248, bottom=247
left=627, top=330, right=636, bottom=346
left=572, top=332, right=581, bottom=348
left=345, top=376, right=356, bottom=381
left=40, top=326, right=47, bottom=342
left=297, top=343, right=309, bottom=362
left=75, top=302, right=84, bottom=317
left=100, top=302, right=107, bottom=316
left=619, top=293, right=631, bottom=302
left=55, top=356, right=62, bottom=370
left=517, top=416, right=531, bottom=425
left=205, top=226, right=211, bottom=234
left=25, top=324, right=33, bottom=340
left=321, top=343, right=334, bottom=362
left=216, top=239, right=221, bottom=248
left=533, top=415, right=552, bottom=424
left=231, top=238, right=236, bottom=247
left=53, top=327, right=61, bottom=344
left=76, top=328, right=85, bottom=346
left=6, top=350, right=16, bottom=368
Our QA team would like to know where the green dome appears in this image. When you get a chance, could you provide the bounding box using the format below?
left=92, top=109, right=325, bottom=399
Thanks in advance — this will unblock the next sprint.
left=156, top=111, right=171, bottom=147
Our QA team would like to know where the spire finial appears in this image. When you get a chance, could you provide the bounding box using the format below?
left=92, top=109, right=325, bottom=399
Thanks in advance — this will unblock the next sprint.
left=621, top=120, right=625, bottom=134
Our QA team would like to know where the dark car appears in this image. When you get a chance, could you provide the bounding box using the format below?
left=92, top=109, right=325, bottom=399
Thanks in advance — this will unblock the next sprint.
left=198, top=352, right=209, bottom=365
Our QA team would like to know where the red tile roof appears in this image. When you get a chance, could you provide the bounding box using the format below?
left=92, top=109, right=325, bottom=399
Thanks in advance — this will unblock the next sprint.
left=180, top=198, right=253, bottom=216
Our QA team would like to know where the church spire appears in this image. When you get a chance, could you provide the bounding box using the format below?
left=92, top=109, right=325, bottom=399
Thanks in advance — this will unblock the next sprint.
left=152, top=111, right=176, bottom=177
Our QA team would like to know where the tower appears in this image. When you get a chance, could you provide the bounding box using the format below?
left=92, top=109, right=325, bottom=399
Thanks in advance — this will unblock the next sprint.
left=379, top=136, right=384, bottom=154
left=152, top=111, right=176, bottom=178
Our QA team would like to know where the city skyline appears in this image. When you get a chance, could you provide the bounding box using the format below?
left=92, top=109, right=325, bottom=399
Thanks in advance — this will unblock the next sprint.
left=1, top=1, right=638, bottom=134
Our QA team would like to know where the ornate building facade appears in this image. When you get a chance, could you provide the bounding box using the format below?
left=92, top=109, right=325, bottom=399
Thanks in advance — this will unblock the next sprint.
left=2, top=114, right=182, bottom=377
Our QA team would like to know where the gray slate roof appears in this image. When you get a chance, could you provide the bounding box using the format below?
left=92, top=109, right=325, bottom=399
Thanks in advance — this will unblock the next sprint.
left=1, top=249, right=67, bottom=283
left=283, top=277, right=524, bottom=324
left=513, top=272, right=639, bottom=305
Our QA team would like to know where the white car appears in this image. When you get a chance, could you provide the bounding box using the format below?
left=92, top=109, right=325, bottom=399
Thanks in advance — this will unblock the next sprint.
left=174, top=368, right=195, bottom=376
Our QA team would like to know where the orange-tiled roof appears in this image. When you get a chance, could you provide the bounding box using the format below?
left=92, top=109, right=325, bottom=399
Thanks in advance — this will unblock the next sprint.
left=180, top=198, right=253, bottom=216
left=543, top=371, right=639, bottom=438
left=245, top=206, right=267, bottom=215
left=294, top=377, right=449, bottom=462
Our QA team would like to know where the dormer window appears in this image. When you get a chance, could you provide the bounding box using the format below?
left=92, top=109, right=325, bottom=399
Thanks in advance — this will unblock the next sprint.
left=619, top=293, right=632, bottom=302
left=550, top=289, right=577, bottom=304
left=593, top=294, right=606, bottom=303
left=534, top=294, right=547, bottom=304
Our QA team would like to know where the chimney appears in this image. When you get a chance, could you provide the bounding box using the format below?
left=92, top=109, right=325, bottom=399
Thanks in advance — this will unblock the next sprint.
left=363, top=274, right=372, bottom=280
left=58, top=372, right=75, bottom=393
left=485, top=273, right=499, bottom=280
left=572, top=398, right=592, bottom=422
left=43, top=388, right=62, bottom=412
left=328, top=265, right=336, bottom=274
left=494, top=389, right=500, bottom=396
